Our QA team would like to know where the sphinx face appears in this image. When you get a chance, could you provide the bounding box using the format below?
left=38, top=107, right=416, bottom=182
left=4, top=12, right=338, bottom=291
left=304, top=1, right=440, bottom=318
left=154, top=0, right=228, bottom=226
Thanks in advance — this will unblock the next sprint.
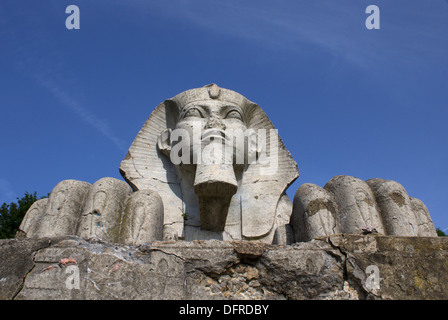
left=172, top=99, right=250, bottom=167
left=172, top=99, right=253, bottom=231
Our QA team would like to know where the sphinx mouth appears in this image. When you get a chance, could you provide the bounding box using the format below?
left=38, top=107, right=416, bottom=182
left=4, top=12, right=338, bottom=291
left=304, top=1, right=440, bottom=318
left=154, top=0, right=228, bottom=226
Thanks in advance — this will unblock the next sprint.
left=201, top=129, right=228, bottom=143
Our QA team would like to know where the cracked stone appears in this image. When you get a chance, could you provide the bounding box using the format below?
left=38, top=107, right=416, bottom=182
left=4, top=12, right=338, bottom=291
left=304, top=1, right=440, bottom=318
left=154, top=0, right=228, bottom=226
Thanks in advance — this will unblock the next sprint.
left=1, top=235, right=448, bottom=300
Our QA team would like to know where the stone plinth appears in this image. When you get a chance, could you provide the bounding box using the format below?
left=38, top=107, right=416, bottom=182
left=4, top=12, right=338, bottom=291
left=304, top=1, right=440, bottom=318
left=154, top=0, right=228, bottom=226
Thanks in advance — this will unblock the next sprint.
left=1, top=235, right=447, bottom=300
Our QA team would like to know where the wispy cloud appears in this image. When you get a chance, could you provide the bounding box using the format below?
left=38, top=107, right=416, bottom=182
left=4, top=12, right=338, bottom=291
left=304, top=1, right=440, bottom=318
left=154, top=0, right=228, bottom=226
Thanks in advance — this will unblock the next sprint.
left=33, top=74, right=127, bottom=152
left=127, top=0, right=448, bottom=69
left=2, top=3, right=126, bottom=153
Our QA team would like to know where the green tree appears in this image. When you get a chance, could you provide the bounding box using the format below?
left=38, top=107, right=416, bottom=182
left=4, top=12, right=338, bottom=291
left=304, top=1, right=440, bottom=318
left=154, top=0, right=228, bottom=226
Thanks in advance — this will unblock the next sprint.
left=0, top=192, right=39, bottom=239
left=436, top=228, right=447, bottom=237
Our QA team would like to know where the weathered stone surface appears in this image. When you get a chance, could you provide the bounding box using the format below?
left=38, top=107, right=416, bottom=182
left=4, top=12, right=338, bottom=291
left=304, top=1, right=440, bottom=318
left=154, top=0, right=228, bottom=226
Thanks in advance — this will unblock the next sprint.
left=324, top=176, right=385, bottom=234
left=2, top=235, right=447, bottom=300
left=291, top=183, right=339, bottom=242
left=291, top=176, right=438, bottom=240
left=366, top=178, right=419, bottom=236
left=77, top=177, right=132, bottom=242
left=409, top=197, right=438, bottom=237
left=0, top=238, right=52, bottom=299
left=17, top=198, right=49, bottom=239
left=119, top=190, right=164, bottom=245
left=327, top=234, right=448, bottom=299
left=38, top=180, right=91, bottom=237
left=272, top=193, right=295, bottom=245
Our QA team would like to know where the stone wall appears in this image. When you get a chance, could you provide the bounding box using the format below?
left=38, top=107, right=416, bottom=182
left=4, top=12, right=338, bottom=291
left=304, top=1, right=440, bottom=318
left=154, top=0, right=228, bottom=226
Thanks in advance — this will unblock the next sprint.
left=1, top=234, right=447, bottom=300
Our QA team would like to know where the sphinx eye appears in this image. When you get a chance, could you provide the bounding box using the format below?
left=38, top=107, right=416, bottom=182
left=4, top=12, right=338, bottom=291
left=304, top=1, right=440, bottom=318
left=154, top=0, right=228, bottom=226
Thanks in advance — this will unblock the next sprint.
left=184, top=108, right=203, bottom=118
left=225, top=110, right=243, bottom=121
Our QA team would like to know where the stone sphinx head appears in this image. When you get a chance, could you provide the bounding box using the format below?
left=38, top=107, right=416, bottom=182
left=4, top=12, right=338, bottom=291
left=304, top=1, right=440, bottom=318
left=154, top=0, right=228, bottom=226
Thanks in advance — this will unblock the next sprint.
left=119, top=84, right=299, bottom=242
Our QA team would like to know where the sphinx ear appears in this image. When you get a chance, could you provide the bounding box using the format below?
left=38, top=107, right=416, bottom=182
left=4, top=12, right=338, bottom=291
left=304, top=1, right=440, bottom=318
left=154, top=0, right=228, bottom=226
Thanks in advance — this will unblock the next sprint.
left=157, top=128, right=172, bottom=156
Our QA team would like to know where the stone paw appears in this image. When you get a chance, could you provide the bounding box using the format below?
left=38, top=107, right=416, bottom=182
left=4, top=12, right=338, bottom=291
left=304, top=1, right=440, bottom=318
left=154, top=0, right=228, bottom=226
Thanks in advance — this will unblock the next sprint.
left=290, top=175, right=437, bottom=242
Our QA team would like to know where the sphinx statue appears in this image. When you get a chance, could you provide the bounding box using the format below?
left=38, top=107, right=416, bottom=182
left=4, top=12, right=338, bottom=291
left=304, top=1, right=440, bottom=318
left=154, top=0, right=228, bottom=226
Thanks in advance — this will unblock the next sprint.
left=18, top=84, right=438, bottom=245
left=119, top=84, right=299, bottom=243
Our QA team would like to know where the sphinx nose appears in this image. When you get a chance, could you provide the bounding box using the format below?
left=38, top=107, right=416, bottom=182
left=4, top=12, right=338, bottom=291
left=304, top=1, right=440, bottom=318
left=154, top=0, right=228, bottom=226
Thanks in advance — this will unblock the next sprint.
left=204, top=116, right=226, bottom=131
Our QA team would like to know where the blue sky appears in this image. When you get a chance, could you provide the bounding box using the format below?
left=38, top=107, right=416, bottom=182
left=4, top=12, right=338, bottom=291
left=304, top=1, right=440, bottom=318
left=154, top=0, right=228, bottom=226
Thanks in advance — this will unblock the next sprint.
left=1, top=1, right=447, bottom=232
